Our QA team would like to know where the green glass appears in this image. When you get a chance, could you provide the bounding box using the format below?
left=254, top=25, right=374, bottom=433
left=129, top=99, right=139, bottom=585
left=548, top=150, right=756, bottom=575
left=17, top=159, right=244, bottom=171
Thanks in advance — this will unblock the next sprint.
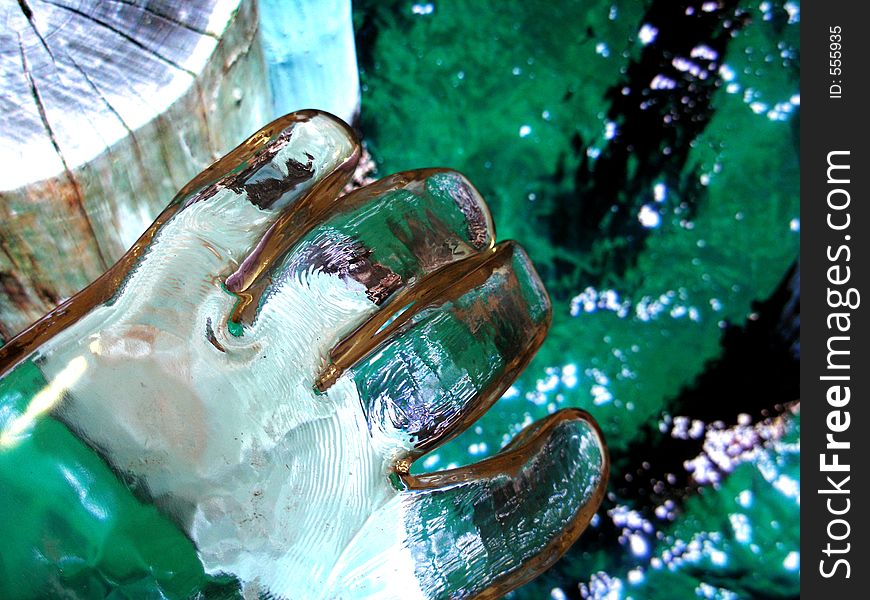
left=0, top=111, right=607, bottom=599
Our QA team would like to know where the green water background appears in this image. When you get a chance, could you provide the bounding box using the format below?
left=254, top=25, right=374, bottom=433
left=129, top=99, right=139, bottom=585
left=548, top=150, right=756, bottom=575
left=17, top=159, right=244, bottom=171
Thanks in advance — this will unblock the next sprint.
left=352, top=0, right=800, bottom=597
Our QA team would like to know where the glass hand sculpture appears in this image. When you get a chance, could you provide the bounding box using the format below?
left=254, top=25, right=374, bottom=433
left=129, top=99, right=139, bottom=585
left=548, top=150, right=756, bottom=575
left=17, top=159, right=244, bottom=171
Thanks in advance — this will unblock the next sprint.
left=0, top=111, right=608, bottom=599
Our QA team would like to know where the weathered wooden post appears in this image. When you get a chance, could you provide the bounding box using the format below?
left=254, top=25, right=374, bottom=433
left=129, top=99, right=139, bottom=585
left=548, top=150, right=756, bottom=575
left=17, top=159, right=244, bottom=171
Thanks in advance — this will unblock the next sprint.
left=0, top=0, right=270, bottom=340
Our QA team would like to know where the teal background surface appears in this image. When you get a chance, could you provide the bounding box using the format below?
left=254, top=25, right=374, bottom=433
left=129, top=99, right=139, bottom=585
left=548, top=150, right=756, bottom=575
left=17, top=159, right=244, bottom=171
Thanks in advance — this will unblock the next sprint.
left=350, top=1, right=800, bottom=597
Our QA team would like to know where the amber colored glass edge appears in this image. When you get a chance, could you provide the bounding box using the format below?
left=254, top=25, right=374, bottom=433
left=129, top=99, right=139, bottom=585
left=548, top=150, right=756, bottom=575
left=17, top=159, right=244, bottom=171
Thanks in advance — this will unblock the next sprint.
left=0, top=110, right=360, bottom=376
left=405, top=408, right=610, bottom=600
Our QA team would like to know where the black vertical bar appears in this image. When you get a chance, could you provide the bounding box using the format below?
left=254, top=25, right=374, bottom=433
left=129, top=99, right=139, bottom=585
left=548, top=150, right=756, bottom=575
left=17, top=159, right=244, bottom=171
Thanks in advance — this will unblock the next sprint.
left=802, top=1, right=869, bottom=596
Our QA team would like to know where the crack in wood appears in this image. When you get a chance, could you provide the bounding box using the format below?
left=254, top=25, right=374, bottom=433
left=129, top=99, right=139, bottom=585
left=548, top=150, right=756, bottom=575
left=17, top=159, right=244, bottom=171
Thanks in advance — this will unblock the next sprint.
left=65, top=52, right=137, bottom=141
left=17, top=0, right=33, bottom=20
left=17, top=33, right=110, bottom=270
left=41, top=0, right=199, bottom=78
left=22, top=3, right=136, bottom=152
left=18, top=0, right=55, bottom=62
left=65, top=51, right=157, bottom=206
left=107, top=0, right=220, bottom=40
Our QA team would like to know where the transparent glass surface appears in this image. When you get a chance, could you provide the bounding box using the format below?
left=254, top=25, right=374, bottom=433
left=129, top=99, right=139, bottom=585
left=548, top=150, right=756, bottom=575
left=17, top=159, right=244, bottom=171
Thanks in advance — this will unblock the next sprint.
left=0, top=111, right=607, bottom=599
